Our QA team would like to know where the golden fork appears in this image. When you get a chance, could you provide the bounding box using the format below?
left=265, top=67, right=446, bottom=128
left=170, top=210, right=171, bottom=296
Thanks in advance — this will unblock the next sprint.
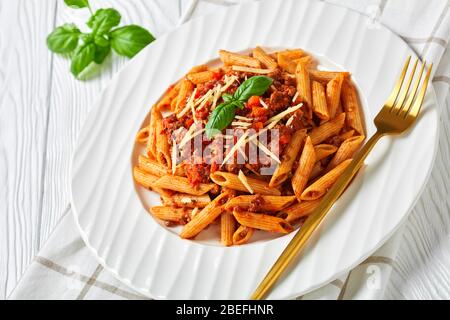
left=251, top=57, right=433, bottom=300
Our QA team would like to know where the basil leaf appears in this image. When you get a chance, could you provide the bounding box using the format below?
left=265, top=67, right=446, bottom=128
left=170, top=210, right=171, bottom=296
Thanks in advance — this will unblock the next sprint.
left=94, top=43, right=111, bottom=64
left=205, top=102, right=237, bottom=138
left=233, top=75, right=273, bottom=102
left=87, top=8, right=121, bottom=35
left=71, top=42, right=96, bottom=77
left=110, top=25, right=155, bottom=58
left=64, top=0, right=90, bottom=9
left=47, top=24, right=81, bottom=54
left=222, top=93, right=233, bottom=103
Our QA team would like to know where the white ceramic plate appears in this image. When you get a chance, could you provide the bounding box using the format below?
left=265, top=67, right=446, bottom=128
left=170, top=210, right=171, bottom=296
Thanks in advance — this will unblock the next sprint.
left=71, top=0, right=439, bottom=299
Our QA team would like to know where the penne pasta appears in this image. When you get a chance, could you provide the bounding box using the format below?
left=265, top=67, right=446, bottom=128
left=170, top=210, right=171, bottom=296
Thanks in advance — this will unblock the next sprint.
left=180, top=191, right=234, bottom=239
left=221, top=212, right=236, bottom=246
left=341, top=79, right=365, bottom=135
left=133, top=166, right=159, bottom=189
left=311, top=80, right=329, bottom=120
left=253, top=46, right=278, bottom=69
left=309, top=70, right=350, bottom=84
left=155, top=120, right=172, bottom=168
left=175, top=80, right=195, bottom=113
left=233, top=210, right=293, bottom=233
left=153, top=175, right=215, bottom=195
left=224, top=195, right=296, bottom=212
left=314, top=144, right=338, bottom=161
left=150, top=206, right=191, bottom=224
left=133, top=47, right=365, bottom=245
left=309, top=112, right=346, bottom=145
left=156, top=82, right=181, bottom=110
left=327, top=135, right=364, bottom=170
left=188, top=64, right=209, bottom=74
left=338, top=130, right=355, bottom=141
left=277, top=199, right=321, bottom=223
left=301, top=158, right=352, bottom=200
left=187, top=70, right=215, bottom=84
left=210, top=171, right=281, bottom=195
left=135, top=126, right=150, bottom=144
left=295, top=62, right=312, bottom=118
left=146, top=107, right=162, bottom=158
left=326, top=74, right=344, bottom=119
left=162, top=193, right=211, bottom=208
left=138, top=154, right=168, bottom=177
left=277, top=54, right=297, bottom=74
left=219, top=50, right=261, bottom=68
left=233, top=225, right=254, bottom=245
left=292, top=136, right=316, bottom=201
left=269, top=129, right=307, bottom=187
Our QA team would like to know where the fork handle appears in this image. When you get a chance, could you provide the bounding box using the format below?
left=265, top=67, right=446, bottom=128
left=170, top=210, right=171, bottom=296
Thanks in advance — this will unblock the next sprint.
left=251, top=131, right=384, bottom=300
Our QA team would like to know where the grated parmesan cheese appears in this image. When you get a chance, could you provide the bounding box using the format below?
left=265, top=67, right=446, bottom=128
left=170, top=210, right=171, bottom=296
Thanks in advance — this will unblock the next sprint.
left=231, top=121, right=252, bottom=127
left=235, top=115, right=253, bottom=121
left=286, top=115, right=295, bottom=127
left=221, top=131, right=249, bottom=165
left=238, top=170, right=254, bottom=194
left=292, top=91, right=299, bottom=103
left=265, top=103, right=303, bottom=125
left=259, top=98, right=269, bottom=109
left=177, top=88, right=197, bottom=119
left=250, top=139, right=280, bottom=164
left=220, top=75, right=238, bottom=92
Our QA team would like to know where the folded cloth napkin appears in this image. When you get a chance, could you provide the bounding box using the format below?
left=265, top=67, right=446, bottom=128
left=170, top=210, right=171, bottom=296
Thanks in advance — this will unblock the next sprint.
left=9, top=0, right=450, bottom=300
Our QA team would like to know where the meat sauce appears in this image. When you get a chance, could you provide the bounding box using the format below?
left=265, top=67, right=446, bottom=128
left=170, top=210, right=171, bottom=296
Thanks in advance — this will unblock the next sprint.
left=161, top=67, right=311, bottom=187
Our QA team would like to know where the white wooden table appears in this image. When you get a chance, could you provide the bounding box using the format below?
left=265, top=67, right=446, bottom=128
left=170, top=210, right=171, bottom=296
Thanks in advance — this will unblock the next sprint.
left=0, top=0, right=449, bottom=300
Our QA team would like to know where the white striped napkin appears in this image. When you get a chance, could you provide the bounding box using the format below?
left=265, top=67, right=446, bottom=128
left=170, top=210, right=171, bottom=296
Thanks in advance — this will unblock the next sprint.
left=9, top=0, right=450, bottom=300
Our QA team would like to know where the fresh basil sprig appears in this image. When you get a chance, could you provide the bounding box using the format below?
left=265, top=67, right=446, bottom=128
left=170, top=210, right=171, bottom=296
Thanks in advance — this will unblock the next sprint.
left=205, top=76, right=273, bottom=138
left=47, top=0, right=155, bottom=79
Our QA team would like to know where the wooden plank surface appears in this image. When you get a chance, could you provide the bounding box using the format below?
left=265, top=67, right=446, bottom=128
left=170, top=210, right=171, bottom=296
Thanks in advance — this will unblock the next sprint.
left=0, top=0, right=57, bottom=299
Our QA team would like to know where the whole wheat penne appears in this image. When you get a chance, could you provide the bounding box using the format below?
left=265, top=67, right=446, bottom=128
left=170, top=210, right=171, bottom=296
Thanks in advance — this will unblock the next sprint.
left=187, top=70, right=215, bottom=84
left=252, top=46, right=278, bottom=69
left=312, top=80, right=329, bottom=120
left=277, top=54, right=297, bottom=74
left=180, top=191, right=234, bottom=239
left=133, top=166, right=159, bottom=189
left=219, top=50, right=260, bottom=68
left=157, top=82, right=180, bottom=110
left=309, top=162, right=324, bottom=180
left=138, top=154, right=168, bottom=176
left=309, top=70, right=350, bottom=84
left=210, top=171, right=281, bottom=195
left=153, top=175, right=215, bottom=195
left=310, top=112, right=346, bottom=145
left=146, top=107, right=162, bottom=158
left=150, top=206, right=191, bottom=224
left=155, top=120, right=171, bottom=168
left=231, top=66, right=274, bottom=74
left=136, top=126, right=150, bottom=144
left=301, top=158, right=352, bottom=200
left=338, top=130, right=355, bottom=141
left=188, top=64, right=208, bottom=74
left=162, top=193, right=211, bottom=208
left=277, top=199, right=321, bottom=223
left=314, top=144, right=338, bottom=161
left=233, top=210, right=293, bottom=233
left=296, top=62, right=312, bottom=117
left=224, top=195, right=296, bottom=212
left=327, top=135, right=364, bottom=170
left=221, top=212, right=236, bottom=246
left=341, top=79, right=365, bottom=135
left=292, top=136, right=316, bottom=201
left=233, top=225, right=254, bottom=245
left=175, top=80, right=194, bottom=112
left=277, top=49, right=304, bottom=60
left=326, top=74, right=344, bottom=119
left=269, top=129, right=307, bottom=187
left=294, top=55, right=315, bottom=69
